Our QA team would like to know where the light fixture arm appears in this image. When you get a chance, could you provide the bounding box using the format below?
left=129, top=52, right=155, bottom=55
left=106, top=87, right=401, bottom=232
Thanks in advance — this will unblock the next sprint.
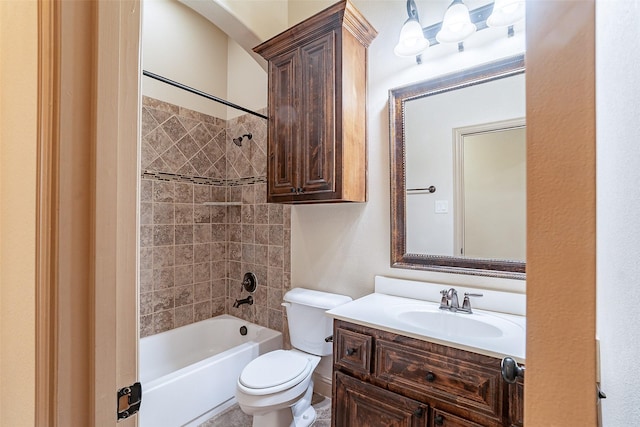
left=394, top=0, right=430, bottom=60
left=406, top=0, right=420, bottom=21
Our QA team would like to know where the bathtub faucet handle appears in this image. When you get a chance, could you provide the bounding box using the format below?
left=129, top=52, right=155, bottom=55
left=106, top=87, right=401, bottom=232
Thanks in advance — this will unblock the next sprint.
left=241, top=272, right=257, bottom=292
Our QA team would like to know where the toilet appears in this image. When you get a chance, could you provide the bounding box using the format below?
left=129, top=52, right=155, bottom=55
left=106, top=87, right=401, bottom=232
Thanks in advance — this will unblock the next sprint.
left=235, top=288, right=352, bottom=427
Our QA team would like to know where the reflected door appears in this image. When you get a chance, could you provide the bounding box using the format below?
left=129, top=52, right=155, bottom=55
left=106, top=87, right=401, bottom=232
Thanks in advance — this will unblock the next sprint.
left=456, top=125, right=526, bottom=260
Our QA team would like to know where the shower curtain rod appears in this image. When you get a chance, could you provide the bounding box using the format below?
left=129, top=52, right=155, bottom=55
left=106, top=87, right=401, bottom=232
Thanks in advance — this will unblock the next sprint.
left=142, top=70, right=268, bottom=120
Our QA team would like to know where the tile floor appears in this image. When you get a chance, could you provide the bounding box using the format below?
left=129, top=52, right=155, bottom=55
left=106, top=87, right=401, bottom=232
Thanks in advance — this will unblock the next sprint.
left=199, top=394, right=331, bottom=427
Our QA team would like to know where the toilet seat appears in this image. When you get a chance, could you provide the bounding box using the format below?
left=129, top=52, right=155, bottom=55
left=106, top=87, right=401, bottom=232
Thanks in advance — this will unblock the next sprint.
left=238, top=350, right=312, bottom=396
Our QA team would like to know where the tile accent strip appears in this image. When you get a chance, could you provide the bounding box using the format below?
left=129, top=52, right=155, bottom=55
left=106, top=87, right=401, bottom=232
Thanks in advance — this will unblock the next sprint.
left=141, top=170, right=266, bottom=187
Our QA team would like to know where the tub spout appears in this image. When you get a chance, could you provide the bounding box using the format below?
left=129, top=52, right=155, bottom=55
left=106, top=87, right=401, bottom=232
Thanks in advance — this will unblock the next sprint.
left=233, top=295, right=254, bottom=308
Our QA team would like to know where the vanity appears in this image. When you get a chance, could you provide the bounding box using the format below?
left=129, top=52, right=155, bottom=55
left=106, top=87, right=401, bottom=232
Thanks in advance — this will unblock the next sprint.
left=327, top=277, right=525, bottom=427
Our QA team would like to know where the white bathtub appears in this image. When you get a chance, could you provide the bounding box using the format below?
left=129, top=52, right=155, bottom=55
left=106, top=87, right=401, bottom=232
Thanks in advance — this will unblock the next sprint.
left=139, top=314, right=283, bottom=427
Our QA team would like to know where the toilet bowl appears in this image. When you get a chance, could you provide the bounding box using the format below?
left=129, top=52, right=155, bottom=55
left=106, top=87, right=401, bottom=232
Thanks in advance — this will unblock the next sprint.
left=234, top=288, right=352, bottom=427
left=235, top=349, right=320, bottom=427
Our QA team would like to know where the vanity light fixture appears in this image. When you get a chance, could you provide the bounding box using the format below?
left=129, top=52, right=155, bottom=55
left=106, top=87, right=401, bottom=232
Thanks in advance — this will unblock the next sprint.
left=394, top=0, right=430, bottom=60
left=487, top=0, right=525, bottom=27
left=436, top=0, right=476, bottom=51
left=487, top=0, right=525, bottom=37
left=396, top=1, right=526, bottom=63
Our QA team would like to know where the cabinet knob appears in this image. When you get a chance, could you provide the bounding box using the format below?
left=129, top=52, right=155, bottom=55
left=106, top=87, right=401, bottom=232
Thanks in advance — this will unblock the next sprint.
left=297, top=187, right=304, bottom=193
left=413, top=407, right=424, bottom=418
left=501, top=357, right=525, bottom=384
left=345, top=348, right=357, bottom=356
left=426, top=372, right=436, bottom=382
left=434, top=414, right=444, bottom=425
left=290, top=187, right=296, bottom=193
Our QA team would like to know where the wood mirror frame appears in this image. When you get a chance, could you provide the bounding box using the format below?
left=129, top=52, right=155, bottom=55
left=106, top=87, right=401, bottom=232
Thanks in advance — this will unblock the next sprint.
left=389, top=54, right=526, bottom=279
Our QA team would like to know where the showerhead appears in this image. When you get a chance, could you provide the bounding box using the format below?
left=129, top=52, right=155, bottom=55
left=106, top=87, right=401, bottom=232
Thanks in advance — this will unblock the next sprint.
left=232, top=133, right=252, bottom=147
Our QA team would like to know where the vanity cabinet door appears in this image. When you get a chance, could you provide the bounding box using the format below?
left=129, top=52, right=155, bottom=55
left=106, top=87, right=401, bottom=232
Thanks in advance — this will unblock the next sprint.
left=507, top=377, right=524, bottom=427
left=333, top=372, right=428, bottom=427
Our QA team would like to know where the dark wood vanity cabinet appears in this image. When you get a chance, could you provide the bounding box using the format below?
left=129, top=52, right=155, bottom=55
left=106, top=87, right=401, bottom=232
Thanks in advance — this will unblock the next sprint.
left=253, top=1, right=377, bottom=204
left=335, top=372, right=428, bottom=427
left=332, top=320, right=524, bottom=427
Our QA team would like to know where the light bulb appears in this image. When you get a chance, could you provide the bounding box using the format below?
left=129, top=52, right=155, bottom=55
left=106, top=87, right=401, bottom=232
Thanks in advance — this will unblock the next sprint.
left=436, top=0, right=476, bottom=44
left=487, top=0, right=525, bottom=27
left=394, top=18, right=430, bottom=57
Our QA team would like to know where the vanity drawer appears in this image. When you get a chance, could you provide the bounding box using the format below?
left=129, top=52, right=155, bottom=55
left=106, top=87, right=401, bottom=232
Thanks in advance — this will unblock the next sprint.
left=334, top=328, right=373, bottom=375
left=431, top=409, right=485, bottom=427
left=375, top=340, right=501, bottom=419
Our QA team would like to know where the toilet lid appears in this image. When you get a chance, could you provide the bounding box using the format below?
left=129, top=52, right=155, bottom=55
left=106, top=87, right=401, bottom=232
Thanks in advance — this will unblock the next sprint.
left=239, top=350, right=310, bottom=390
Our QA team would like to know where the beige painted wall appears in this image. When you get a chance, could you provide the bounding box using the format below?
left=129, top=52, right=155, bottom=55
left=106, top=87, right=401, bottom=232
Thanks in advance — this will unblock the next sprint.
left=143, top=0, right=229, bottom=118
left=144, top=0, right=268, bottom=120
left=0, top=1, right=37, bottom=425
left=227, top=38, right=268, bottom=119
left=210, top=0, right=288, bottom=41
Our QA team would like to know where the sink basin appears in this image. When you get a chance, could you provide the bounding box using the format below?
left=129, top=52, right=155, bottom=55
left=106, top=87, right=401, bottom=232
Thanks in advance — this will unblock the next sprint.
left=397, top=309, right=503, bottom=338
left=386, top=304, right=524, bottom=341
left=327, top=291, right=526, bottom=361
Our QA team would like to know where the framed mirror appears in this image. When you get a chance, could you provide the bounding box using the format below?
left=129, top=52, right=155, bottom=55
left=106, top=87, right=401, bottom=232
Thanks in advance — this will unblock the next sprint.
left=389, top=54, right=526, bottom=279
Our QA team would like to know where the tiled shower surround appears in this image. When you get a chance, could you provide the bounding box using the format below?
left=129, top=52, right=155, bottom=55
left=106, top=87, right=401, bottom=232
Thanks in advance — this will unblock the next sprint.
left=140, top=96, right=290, bottom=338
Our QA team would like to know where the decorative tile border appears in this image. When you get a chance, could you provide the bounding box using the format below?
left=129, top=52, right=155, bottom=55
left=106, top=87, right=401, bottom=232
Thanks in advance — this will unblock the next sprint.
left=141, top=170, right=266, bottom=187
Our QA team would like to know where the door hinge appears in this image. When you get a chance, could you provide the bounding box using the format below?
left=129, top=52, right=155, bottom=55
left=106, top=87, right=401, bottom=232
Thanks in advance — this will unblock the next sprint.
left=117, top=382, right=142, bottom=420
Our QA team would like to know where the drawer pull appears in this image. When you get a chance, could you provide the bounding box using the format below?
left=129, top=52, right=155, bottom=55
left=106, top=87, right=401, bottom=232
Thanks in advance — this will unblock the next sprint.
left=434, top=414, right=444, bottom=425
left=345, top=348, right=358, bottom=356
left=426, top=372, right=436, bottom=382
left=501, top=357, right=525, bottom=384
left=413, top=407, right=424, bottom=418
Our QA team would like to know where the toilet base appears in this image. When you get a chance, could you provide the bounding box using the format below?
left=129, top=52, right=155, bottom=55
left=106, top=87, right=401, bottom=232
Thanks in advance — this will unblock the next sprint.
left=290, top=380, right=316, bottom=427
left=292, top=406, right=316, bottom=427
left=251, top=408, right=294, bottom=427
left=250, top=380, right=316, bottom=427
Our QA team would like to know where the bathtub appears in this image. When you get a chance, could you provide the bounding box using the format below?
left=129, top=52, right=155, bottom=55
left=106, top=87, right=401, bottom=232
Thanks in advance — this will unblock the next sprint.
left=139, top=314, right=283, bottom=427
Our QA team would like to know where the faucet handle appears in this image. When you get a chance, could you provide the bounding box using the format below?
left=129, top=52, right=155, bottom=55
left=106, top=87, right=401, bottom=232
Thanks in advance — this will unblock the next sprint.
left=461, top=293, right=483, bottom=313
left=439, top=289, right=449, bottom=309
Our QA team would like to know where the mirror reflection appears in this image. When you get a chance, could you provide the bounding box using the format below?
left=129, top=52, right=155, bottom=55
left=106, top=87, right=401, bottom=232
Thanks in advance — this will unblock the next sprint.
left=390, top=55, right=526, bottom=278
left=454, top=122, right=526, bottom=260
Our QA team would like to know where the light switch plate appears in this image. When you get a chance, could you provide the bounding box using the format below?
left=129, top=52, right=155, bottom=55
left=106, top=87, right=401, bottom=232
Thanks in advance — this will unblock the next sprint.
left=435, top=200, right=448, bottom=213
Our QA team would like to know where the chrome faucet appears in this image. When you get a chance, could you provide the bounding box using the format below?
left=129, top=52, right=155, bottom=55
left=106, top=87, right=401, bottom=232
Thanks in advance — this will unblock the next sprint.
left=233, top=295, right=254, bottom=308
left=439, top=288, right=482, bottom=314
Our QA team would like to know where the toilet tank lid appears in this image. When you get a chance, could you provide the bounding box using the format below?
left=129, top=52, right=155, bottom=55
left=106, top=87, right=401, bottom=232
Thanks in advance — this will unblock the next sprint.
left=283, top=288, right=352, bottom=309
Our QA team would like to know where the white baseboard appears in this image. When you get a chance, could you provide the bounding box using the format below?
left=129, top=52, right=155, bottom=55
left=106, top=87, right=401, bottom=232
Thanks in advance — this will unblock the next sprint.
left=313, top=372, right=332, bottom=398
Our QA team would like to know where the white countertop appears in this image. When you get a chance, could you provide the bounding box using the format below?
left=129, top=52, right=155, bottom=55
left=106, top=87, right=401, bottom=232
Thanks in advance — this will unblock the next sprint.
left=327, top=283, right=526, bottom=363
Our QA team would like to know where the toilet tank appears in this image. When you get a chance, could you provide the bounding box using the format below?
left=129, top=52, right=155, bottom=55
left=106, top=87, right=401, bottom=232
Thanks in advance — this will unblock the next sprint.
left=283, top=288, right=352, bottom=356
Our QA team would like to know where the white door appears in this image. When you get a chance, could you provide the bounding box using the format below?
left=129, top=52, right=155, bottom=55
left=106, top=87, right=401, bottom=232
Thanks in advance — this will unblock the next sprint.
left=93, top=1, right=142, bottom=426
left=40, top=1, right=142, bottom=426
